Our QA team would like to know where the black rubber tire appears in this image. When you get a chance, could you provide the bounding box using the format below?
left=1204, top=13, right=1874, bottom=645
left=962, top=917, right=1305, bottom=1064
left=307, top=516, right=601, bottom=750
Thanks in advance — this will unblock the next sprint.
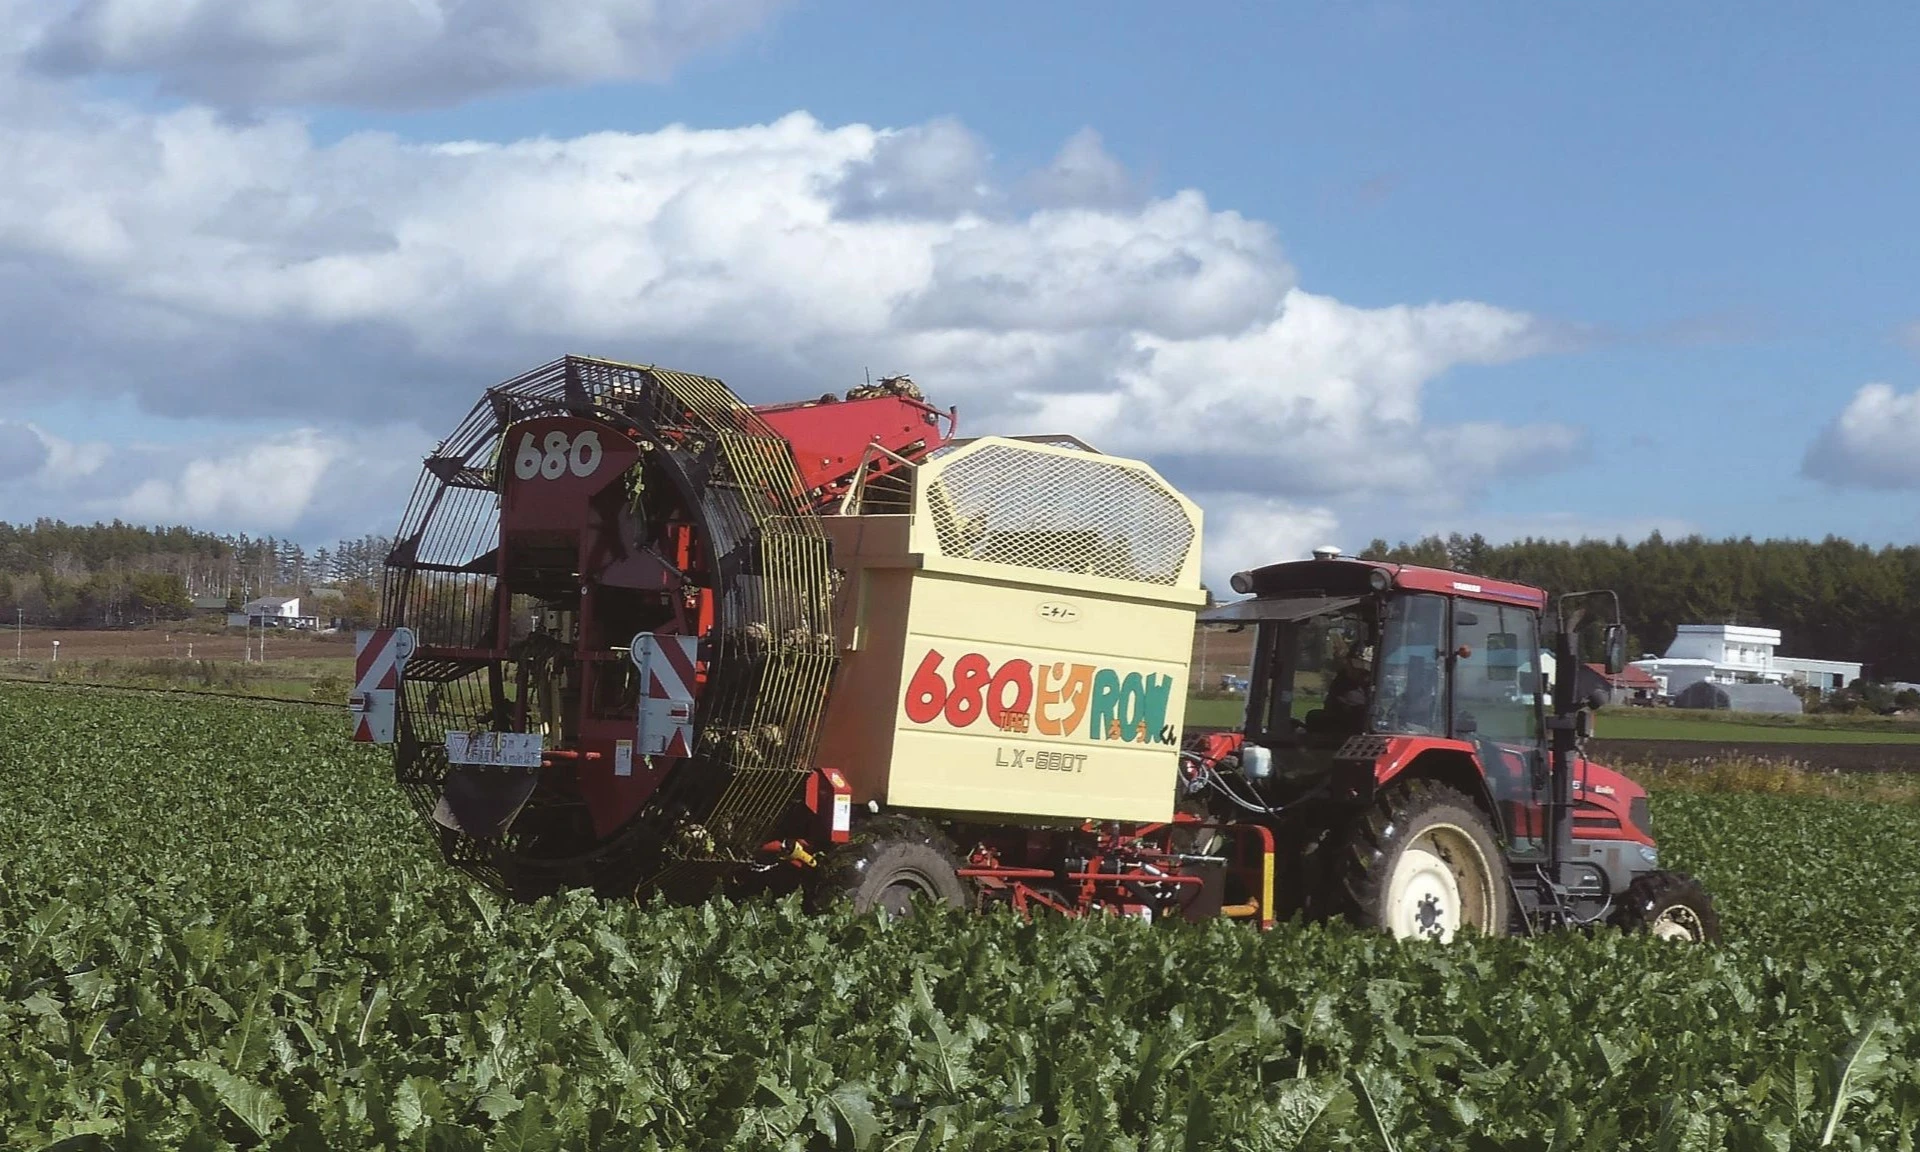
left=1339, top=780, right=1511, bottom=941
left=1613, top=870, right=1721, bottom=943
left=808, top=816, right=971, bottom=918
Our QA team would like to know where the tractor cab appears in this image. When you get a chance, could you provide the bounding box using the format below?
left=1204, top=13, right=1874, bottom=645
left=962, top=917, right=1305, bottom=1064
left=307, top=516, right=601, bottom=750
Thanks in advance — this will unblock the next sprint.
left=1207, top=550, right=1544, bottom=733
left=1191, top=548, right=1718, bottom=941
left=1203, top=552, right=1556, bottom=849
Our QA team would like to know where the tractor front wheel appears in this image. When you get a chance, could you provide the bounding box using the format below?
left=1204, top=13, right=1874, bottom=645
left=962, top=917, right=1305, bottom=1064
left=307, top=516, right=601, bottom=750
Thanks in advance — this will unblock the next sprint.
left=809, top=817, right=971, bottom=918
left=1614, top=871, right=1721, bottom=943
left=1341, top=781, right=1510, bottom=942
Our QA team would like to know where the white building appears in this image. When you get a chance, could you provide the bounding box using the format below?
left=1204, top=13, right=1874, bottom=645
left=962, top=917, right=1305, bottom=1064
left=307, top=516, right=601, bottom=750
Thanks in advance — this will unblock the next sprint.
left=1773, top=657, right=1861, bottom=695
left=1631, top=624, right=1861, bottom=698
left=228, top=596, right=319, bottom=630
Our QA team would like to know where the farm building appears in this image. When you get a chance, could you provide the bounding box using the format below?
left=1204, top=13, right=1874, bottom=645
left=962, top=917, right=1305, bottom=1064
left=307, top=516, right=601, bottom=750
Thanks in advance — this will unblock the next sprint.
left=1577, top=662, right=1662, bottom=705
left=227, top=596, right=320, bottom=630
left=1773, top=656, right=1862, bottom=694
left=1671, top=681, right=1804, bottom=714
left=1632, top=624, right=1860, bottom=701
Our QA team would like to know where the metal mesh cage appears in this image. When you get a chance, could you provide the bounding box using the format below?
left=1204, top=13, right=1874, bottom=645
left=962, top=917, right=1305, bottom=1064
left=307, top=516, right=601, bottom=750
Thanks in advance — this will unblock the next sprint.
left=381, top=354, right=839, bottom=900
left=923, top=442, right=1197, bottom=586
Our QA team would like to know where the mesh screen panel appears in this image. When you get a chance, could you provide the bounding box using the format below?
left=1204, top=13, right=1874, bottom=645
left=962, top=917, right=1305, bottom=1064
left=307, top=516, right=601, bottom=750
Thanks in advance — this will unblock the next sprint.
left=925, top=443, right=1195, bottom=586
left=382, top=355, right=839, bottom=900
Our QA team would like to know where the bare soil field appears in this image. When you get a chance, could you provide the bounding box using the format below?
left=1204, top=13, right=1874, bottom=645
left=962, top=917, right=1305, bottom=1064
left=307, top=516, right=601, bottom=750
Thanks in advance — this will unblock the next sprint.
left=2, top=627, right=357, bottom=701
left=1190, top=624, right=1256, bottom=689
left=1591, top=738, right=1920, bottom=774
left=5, top=626, right=353, bottom=664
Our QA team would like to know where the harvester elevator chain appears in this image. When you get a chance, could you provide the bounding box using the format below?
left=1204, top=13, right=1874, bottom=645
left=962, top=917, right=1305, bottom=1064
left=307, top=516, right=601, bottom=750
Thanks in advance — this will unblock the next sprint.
left=382, top=356, right=840, bottom=900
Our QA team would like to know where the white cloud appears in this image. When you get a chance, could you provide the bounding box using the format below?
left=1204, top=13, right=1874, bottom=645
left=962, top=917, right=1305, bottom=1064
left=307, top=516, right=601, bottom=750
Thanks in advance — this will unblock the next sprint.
left=1019, top=289, right=1576, bottom=503
left=0, top=88, right=1298, bottom=427
left=1803, top=382, right=1920, bottom=489
left=29, top=425, right=109, bottom=484
left=1194, top=493, right=1340, bottom=594
left=1023, top=128, right=1138, bottom=210
left=120, top=430, right=340, bottom=527
left=833, top=118, right=997, bottom=220
left=0, top=421, right=51, bottom=483
left=0, top=64, right=1576, bottom=540
left=18, top=0, right=785, bottom=109
left=4, top=421, right=427, bottom=539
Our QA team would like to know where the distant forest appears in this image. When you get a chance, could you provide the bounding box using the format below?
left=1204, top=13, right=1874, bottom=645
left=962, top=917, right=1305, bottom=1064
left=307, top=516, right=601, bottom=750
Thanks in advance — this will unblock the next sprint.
left=1357, top=533, right=1920, bottom=683
left=0, top=520, right=391, bottom=630
left=6, top=520, right=1919, bottom=682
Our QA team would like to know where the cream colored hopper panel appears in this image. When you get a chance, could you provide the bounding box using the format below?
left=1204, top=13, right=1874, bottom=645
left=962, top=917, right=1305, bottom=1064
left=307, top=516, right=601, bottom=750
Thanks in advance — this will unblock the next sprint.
left=817, top=436, right=1204, bottom=825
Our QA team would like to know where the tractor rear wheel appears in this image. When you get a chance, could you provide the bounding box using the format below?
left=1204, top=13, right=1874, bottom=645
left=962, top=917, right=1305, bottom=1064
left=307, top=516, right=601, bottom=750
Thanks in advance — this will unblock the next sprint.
left=809, top=817, right=971, bottom=919
left=1341, top=780, right=1510, bottom=942
left=1614, top=871, right=1721, bottom=943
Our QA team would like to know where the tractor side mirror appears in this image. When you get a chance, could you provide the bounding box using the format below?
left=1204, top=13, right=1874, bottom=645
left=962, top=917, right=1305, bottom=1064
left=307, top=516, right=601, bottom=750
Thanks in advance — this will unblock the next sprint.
left=1604, top=624, right=1627, bottom=676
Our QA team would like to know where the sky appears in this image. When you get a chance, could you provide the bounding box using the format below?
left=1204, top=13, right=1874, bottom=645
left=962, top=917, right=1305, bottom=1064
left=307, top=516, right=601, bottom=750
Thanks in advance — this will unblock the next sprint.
left=0, top=1, right=1916, bottom=589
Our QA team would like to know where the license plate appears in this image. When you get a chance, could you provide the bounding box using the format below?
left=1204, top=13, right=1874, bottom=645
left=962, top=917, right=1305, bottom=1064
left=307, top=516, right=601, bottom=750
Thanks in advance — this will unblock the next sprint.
left=445, top=730, right=544, bottom=769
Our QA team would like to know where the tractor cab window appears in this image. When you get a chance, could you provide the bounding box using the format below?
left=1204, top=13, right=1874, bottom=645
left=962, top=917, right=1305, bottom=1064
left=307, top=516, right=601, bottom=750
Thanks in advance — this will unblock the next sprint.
left=1244, top=605, right=1375, bottom=746
left=1452, top=600, right=1547, bottom=858
left=1371, top=593, right=1448, bottom=736
left=1451, top=602, right=1542, bottom=746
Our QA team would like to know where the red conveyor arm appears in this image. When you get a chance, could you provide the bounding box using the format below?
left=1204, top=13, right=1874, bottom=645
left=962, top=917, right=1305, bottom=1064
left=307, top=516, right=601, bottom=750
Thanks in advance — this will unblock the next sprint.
left=753, top=385, right=955, bottom=511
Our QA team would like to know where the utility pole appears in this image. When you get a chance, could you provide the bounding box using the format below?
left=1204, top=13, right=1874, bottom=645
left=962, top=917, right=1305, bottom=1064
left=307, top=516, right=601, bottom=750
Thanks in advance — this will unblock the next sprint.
left=14, top=608, right=20, bottom=661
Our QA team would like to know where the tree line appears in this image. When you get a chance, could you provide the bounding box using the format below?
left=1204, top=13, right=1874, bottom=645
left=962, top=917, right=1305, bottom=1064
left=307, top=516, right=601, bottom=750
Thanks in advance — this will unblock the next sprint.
left=1358, top=532, right=1920, bottom=683
left=8, top=521, right=1919, bottom=683
left=0, top=520, right=392, bottom=629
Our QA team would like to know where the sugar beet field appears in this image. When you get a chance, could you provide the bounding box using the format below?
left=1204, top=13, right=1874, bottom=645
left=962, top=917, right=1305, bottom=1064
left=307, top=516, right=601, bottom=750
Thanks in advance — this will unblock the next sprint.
left=6, top=684, right=1920, bottom=1149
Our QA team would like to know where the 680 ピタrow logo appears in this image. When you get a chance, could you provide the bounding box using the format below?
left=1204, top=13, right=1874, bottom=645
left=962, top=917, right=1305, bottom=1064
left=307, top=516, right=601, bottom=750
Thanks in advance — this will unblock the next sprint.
left=902, top=648, right=1178, bottom=746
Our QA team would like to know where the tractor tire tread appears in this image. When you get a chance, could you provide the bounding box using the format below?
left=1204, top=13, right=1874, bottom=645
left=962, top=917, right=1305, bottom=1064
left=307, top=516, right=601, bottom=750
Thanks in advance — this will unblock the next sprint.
left=1613, top=869, right=1722, bottom=943
left=1339, top=779, right=1511, bottom=938
left=808, top=815, right=970, bottom=916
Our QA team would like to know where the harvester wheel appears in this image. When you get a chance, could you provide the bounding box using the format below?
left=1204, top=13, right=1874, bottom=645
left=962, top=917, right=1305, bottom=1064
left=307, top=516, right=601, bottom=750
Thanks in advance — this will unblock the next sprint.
left=1340, top=781, right=1509, bottom=942
left=810, top=817, right=970, bottom=919
left=1614, top=871, right=1721, bottom=943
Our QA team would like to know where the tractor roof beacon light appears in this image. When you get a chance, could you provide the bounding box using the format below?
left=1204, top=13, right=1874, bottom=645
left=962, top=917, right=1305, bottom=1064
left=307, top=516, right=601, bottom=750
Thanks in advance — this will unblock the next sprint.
left=1368, top=568, right=1391, bottom=591
left=1229, top=570, right=1254, bottom=595
left=1311, top=545, right=1342, bottom=561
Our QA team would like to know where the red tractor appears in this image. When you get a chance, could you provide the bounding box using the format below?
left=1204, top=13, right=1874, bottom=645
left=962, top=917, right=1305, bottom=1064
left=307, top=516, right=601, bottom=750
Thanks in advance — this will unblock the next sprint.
left=1181, top=550, right=1720, bottom=941
left=355, top=355, right=1716, bottom=943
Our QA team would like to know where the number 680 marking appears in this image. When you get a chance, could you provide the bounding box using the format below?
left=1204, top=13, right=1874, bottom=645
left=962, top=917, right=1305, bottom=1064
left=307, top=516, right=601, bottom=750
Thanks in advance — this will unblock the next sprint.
left=513, top=429, right=603, bottom=481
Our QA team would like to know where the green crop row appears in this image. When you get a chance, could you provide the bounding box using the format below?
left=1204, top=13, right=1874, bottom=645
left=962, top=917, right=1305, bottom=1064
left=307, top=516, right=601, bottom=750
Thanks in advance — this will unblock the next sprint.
left=4, top=682, right=1920, bottom=1150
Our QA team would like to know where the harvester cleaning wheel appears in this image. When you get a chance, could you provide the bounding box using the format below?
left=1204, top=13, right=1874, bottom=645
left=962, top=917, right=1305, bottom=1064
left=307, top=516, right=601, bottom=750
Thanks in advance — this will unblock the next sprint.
left=1342, top=781, right=1509, bottom=942
left=376, top=356, right=876, bottom=902
left=811, top=817, right=970, bottom=918
left=1614, top=871, right=1721, bottom=943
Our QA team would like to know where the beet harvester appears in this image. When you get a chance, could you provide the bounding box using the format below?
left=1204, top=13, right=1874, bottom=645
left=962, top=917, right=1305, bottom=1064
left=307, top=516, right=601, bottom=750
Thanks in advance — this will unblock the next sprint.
left=353, top=355, right=1717, bottom=942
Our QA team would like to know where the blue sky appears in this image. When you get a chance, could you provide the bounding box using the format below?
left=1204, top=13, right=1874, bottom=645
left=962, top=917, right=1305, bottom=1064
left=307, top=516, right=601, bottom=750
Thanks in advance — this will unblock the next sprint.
left=1, top=1, right=1915, bottom=579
